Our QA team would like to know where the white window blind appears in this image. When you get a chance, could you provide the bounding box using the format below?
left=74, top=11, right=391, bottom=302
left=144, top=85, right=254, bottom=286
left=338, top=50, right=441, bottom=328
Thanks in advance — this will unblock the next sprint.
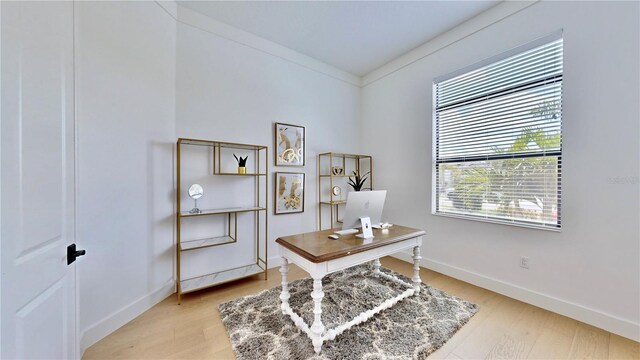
left=433, top=34, right=563, bottom=229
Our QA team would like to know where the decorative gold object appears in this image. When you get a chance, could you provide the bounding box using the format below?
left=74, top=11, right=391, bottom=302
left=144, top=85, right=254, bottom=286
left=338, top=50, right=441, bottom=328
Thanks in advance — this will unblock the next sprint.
left=234, top=154, right=248, bottom=174
left=331, top=166, right=344, bottom=176
left=275, top=122, right=305, bottom=167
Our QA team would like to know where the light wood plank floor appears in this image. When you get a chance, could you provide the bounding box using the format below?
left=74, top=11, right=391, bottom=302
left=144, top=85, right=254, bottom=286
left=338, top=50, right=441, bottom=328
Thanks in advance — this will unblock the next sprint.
left=83, top=257, right=639, bottom=359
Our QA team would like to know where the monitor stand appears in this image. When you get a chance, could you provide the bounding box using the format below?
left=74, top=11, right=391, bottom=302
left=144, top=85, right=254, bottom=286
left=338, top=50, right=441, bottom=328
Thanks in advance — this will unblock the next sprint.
left=355, top=234, right=374, bottom=239
left=355, top=217, right=374, bottom=239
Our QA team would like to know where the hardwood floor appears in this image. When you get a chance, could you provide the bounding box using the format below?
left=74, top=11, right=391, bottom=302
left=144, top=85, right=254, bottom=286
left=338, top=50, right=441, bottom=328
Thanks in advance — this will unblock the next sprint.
left=83, top=257, right=639, bottom=359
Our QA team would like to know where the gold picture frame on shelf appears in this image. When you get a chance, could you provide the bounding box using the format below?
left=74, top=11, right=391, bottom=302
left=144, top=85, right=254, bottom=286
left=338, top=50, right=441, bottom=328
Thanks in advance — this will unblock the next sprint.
left=275, top=172, right=305, bottom=215
left=275, top=122, right=305, bottom=167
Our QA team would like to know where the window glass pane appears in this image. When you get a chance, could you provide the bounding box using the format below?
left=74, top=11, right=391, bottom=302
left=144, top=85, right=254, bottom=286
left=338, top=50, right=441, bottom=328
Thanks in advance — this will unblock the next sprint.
left=436, top=157, right=560, bottom=226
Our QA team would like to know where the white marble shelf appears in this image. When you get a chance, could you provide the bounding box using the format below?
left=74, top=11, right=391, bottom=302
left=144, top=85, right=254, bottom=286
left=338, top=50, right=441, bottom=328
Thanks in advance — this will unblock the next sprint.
left=179, top=206, right=266, bottom=217
left=180, top=264, right=265, bottom=294
left=179, top=235, right=235, bottom=251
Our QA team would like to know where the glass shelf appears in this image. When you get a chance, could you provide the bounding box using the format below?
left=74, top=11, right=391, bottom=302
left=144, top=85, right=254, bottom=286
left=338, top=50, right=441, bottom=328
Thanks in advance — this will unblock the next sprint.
left=320, top=200, right=347, bottom=205
left=178, top=138, right=267, bottom=150
left=318, top=152, right=372, bottom=159
left=215, top=172, right=266, bottom=176
left=179, top=206, right=266, bottom=217
left=179, top=235, right=236, bottom=251
left=180, top=263, right=265, bottom=294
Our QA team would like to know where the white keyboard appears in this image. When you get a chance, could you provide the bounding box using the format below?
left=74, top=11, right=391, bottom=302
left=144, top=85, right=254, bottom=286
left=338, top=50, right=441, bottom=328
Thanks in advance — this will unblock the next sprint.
left=334, top=228, right=359, bottom=235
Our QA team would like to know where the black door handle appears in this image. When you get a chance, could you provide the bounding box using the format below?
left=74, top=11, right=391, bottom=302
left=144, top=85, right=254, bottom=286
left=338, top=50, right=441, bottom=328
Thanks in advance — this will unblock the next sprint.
left=67, top=244, right=86, bottom=265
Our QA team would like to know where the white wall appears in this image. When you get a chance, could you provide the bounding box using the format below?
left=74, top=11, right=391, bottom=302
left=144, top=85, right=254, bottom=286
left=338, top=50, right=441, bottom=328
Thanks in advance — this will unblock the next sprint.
left=175, top=6, right=362, bottom=269
left=361, top=0, right=640, bottom=340
left=75, top=1, right=176, bottom=350
left=75, top=2, right=361, bottom=352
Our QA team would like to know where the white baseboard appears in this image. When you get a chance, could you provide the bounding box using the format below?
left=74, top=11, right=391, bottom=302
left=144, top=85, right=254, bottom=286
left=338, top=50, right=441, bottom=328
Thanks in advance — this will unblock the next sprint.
left=79, top=280, right=175, bottom=354
left=391, top=252, right=640, bottom=342
left=268, top=255, right=285, bottom=269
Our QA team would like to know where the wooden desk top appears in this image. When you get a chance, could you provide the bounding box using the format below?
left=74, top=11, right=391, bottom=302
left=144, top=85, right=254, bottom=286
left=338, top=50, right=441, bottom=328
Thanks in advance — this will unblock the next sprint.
left=276, top=225, right=425, bottom=263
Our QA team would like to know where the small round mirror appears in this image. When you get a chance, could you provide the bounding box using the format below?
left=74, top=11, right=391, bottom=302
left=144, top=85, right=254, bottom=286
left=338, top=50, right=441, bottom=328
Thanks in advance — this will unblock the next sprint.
left=188, top=184, right=203, bottom=199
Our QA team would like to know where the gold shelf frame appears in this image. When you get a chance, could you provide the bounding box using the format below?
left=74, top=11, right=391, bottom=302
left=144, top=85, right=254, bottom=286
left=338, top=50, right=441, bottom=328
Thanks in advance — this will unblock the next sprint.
left=317, top=152, right=373, bottom=231
left=176, top=138, right=268, bottom=303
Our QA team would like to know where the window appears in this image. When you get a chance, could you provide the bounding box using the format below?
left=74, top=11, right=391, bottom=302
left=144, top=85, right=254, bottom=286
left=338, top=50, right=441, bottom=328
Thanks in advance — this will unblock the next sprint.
left=433, top=33, right=563, bottom=229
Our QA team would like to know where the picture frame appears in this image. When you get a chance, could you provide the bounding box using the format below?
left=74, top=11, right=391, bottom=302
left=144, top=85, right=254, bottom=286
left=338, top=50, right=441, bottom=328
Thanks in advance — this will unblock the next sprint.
left=275, top=172, right=305, bottom=215
left=275, top=122, right=305, bottom=167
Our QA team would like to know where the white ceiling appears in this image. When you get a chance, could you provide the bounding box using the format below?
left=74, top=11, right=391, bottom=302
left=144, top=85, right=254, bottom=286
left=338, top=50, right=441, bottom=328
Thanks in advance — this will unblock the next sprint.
left=177, top=1, right=501, bottom=76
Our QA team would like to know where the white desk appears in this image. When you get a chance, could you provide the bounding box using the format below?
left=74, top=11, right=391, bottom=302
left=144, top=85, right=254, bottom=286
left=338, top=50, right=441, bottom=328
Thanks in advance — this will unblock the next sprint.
left=276, top=225, right=425, bottom=354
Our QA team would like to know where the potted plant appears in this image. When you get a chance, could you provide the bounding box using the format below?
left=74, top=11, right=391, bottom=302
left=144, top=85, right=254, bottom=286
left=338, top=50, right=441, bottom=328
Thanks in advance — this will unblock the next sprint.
left=234, top=154, right=248, bottom=174
left=347, top=171, right=370, bottom=191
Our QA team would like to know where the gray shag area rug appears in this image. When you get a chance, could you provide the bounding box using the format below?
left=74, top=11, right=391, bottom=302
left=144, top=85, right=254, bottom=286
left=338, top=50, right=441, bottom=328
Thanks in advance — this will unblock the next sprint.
left=218, top=264, right=478, bottom=360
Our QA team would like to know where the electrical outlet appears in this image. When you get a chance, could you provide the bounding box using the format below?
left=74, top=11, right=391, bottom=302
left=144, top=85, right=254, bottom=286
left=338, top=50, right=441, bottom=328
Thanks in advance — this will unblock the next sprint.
left=520, top=256, right=530, bottom=269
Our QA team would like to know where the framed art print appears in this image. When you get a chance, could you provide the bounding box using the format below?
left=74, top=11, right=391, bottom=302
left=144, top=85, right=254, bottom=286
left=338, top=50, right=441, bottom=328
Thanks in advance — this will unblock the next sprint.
left=275, top=172, right=305, bottom=214
left=275, top=122, right=305, bottom=166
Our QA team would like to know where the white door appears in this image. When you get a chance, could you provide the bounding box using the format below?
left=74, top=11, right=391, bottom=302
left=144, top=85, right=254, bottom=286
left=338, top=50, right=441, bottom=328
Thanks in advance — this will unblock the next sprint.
left=1, top=2, right=79, bottom=359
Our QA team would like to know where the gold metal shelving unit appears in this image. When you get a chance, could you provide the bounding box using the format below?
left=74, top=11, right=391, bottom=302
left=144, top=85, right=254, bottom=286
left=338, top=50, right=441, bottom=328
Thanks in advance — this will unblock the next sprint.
left=176, top=138, right=268, bottom=303
left=317, top=152, right=372, bottom=230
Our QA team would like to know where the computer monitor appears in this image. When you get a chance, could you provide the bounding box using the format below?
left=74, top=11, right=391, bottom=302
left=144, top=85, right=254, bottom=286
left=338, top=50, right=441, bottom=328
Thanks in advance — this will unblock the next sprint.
left=341, top=190, right=387, bottom=230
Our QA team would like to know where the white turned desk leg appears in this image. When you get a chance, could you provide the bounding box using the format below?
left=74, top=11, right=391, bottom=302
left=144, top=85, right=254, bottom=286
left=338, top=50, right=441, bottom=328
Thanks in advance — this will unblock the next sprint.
left=373, top=258, right=381, bottom=274
left=310, top=276, right=325, bottom=354
left=412, top=246, right=422, bottom=294
left=279, top=257, right=290, bottom=314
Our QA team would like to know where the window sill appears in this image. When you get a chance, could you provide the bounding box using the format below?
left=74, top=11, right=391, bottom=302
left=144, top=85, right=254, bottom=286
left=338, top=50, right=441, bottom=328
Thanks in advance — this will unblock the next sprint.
left=432, top=211, right=561, bottom=232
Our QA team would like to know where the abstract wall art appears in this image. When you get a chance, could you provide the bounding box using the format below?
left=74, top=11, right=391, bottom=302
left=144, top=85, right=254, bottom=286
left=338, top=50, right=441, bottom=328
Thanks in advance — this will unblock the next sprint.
left=275, top=172, right=305, bottom=214
left=275, top=122, right=305, bottom=166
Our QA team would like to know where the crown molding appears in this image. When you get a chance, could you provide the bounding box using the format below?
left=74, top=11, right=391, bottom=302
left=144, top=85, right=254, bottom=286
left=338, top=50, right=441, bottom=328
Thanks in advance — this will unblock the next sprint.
left=362, top=1, right=539, bottom=87
left=173, top=3, right=362, bottom=87
left=155, top=0, right=177, bottom=20
left=156, top=1, right=538, bottom=89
